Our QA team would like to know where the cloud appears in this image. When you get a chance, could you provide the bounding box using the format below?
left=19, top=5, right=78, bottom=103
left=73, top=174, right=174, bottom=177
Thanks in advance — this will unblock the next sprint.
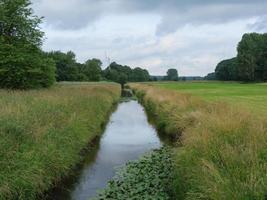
left=32, top=0, right=267, bottom=33
left=248, top=15, right=267, bottom=31
left=31, top=0, right=267, bottom=76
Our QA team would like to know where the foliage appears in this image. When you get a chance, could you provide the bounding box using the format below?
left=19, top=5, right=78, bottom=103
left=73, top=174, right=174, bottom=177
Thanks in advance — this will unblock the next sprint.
left=45, top=51, right=82, bottom=82
left=103, top=62, right=151, bottom=88
left=0, top=0, right=56, bottom=89
left=210, top=33, right=267, bottom=82
left=215, top=57, right=238, bottom=80
left=237, top=33, right=267, bottom=82
left=165, top=69, right=179, bottom=81
left=131, top=83, right=267, bottom=200
left=0, top=39, right=56, bottom=89
left=0, top=0, right=43, bottom=46
left=130, top=67, right=150, bottom=82
left=83, top=59, right=102, bottom=81
left=0, top=83, right=120, bottom=200
left=204, top=72, right=216, bottom=80
left=93, top=147, right=175, bottom=200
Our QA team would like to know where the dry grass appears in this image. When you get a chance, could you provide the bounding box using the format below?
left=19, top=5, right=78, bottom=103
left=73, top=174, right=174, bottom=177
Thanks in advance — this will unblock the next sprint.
left=0, top=83, right=120, bottom=200
left=131, top=83, right=267, bottom=200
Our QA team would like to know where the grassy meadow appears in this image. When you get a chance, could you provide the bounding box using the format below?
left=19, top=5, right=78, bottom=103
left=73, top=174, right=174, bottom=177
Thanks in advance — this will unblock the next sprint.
left=131, top=82, right=267, bottom=200
left=155, top=81, right=267, bottom=115
left=0, top=83, right=120, bottom=200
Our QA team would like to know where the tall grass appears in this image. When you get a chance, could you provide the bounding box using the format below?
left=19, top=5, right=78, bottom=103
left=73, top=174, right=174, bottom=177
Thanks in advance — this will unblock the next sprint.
left=0, top=83, right=120, bottom=200
left=131, top=83, right=267, bottom=200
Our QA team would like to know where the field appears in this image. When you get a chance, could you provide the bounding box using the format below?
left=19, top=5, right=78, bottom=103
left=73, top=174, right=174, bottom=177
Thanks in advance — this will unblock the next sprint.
left=0, top=83, right=120, bottom=200
left=154, top=81, right=267, bottom=115
left=131, top=82, right=267, bottom=200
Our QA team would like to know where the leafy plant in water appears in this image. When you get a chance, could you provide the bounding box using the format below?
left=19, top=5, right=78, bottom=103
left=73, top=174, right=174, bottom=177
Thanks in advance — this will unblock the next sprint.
left=93, top=147, right=174, bottom=200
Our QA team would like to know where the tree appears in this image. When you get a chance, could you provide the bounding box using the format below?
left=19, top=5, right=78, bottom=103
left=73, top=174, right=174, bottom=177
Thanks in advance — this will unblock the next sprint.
left=0, top=0, right=55, bottom=89
left=103, top=63, right=128, bottom=89
left=46, top=51, right=81, bottom=82
left=166, top=69, right=179, bottom=81
left=130, top=67, right=150, bottom=82
left=0, top=0, right=44, bottom=46
left=237, top=33, right=267, bottom=82
left=103, top=62, right=152, bottom=87
left=204, top=73, right=216, bottom=80
left=215, top=57, right=238, bottom=81
left=83, top=59, right=102, bottom=81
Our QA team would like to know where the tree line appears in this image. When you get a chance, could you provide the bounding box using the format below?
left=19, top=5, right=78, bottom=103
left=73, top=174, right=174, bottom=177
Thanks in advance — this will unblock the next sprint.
left=206, top=33, right=267, bottom=82
left=46, top=50, right=152, bottom=88
left=0, top=0, right=180, bottom=90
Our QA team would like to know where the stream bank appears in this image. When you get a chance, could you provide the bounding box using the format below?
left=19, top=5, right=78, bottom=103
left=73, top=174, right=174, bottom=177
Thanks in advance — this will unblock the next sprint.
left=46, top=100, right=167, bottom=200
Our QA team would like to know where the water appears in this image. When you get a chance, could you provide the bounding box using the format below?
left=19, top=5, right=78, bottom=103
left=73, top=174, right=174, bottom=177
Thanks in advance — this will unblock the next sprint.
left=48, top=100, right=161, bottom=200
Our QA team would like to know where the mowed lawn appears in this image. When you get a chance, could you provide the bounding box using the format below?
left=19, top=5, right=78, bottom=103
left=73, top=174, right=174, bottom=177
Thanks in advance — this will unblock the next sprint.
left=155, top=81, right=267, bottom=115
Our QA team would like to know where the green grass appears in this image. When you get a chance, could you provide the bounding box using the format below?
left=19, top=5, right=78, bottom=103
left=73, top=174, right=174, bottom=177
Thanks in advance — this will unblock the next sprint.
left=0, top=83, right=120, bottom=200
left=131, top=83, right=267, bottom=200
left=155, top=81, right=267, bottom=115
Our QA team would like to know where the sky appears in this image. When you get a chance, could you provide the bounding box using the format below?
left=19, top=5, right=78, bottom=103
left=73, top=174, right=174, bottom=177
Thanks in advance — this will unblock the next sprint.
left=32, top=0, right=267, bottom=76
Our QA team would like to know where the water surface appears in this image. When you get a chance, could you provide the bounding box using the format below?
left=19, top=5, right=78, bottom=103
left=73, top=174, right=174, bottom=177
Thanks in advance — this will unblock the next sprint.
left=49, top=100, right=161, bottom=200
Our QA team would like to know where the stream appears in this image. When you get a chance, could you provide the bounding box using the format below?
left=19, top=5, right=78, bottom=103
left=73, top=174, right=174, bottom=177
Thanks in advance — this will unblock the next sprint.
left=48, top=100, right=162, bottom=200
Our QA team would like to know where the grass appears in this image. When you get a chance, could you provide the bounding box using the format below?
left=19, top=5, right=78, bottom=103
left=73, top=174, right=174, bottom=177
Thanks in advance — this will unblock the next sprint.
left=0, top=83, right=120, bottom=200
left=154, top=81, right=267, bottom=115
left=131, top=82, right=267, bottom=200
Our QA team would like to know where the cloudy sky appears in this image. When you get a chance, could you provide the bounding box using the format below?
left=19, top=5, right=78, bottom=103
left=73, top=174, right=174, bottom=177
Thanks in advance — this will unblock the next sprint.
left=32, top=0, right=267, bottom=76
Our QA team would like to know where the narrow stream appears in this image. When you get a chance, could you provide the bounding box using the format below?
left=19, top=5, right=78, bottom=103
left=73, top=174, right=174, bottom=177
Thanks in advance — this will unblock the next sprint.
left=49, top=100, right=161, bottom=200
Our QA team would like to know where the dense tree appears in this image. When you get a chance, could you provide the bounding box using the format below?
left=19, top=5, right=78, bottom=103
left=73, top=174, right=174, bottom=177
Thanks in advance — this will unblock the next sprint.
left=210, top=33, right=267, bottom=82
left=103, top=62, right=129, bottom=88
left=103, top=62, right=151, bottom=88
left=130, top=67, right=150, bottom=82
left=237, top=33, right=267, bottom=82
left=46, top=51, right=82, bottom=81
left=0, top=0, right=43, bottom=46
left=0, top=0, right=55, bottom=89
left=215, top=57, right=238, bottom=81
left=204, top=73, right=216, bottom=80
left=83, top=59, right=102, bottom=81
left=166, top=69, right=179, bottom=81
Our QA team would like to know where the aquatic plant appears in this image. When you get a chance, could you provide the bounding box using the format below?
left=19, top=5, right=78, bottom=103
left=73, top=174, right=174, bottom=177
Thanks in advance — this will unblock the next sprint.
left=93, top=147, right=175, bottom=200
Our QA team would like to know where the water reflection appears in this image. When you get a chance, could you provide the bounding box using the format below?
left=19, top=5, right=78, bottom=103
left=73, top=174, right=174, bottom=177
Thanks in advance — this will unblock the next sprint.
left=49, top=100, right=161, bottom=200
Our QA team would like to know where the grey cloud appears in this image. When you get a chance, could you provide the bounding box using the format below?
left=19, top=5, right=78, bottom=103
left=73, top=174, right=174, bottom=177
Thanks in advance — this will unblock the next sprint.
left=156, top=2, right=267, bottom=35
left=248, top=15, right=267, bottom=31
left=32, top=0, right=267, bottom=33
